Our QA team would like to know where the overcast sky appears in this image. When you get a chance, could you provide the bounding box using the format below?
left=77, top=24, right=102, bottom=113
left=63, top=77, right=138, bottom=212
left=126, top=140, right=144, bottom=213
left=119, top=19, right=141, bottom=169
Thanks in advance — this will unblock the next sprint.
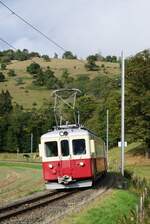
left=0, top=0, right=150, bottom=58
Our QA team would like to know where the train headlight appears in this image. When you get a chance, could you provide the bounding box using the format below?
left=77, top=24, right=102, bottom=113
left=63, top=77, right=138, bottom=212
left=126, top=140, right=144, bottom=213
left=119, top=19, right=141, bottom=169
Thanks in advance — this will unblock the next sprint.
left=59, top=131, right=68, bottom=136
left=48, top=164, right=53, bottom=169
left=79, top=162, right=84, bottom=167
left=59, top=131, right=64, bottom=136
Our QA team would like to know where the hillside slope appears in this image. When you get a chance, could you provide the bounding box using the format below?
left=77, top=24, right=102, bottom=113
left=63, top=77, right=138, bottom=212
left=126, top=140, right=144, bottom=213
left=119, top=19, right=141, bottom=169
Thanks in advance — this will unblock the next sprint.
left=0, top=58, right=119, bottom=108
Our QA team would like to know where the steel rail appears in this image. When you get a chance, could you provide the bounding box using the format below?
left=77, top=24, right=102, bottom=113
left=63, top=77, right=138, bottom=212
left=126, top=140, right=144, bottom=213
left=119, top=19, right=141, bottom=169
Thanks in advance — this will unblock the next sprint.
left=0, top=190, right=77, bottom=221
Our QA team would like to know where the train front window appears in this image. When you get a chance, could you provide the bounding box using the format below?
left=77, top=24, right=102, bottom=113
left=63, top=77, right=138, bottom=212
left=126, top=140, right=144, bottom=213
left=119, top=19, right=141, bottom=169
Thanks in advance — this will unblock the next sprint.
left=45, top=141, right=58, bottom=157
left=72, top=139, right=86, bottom=155
left=61, top=140, right=69, bottom=156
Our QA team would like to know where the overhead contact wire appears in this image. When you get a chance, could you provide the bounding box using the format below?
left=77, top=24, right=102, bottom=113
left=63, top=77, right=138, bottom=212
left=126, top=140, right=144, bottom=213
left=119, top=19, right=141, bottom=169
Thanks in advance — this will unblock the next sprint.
left=0, top=37, right=17, bottom=50
left=0, top=0, right=67, bottom=52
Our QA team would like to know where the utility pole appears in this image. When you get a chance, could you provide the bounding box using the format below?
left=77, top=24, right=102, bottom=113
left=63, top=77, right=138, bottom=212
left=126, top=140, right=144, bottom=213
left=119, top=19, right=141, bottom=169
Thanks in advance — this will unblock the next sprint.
left=106, top=109, right=109, bottom=168
left=121, top=51, right=125, bottom=176
left=31, top=133, right=33, bottom=154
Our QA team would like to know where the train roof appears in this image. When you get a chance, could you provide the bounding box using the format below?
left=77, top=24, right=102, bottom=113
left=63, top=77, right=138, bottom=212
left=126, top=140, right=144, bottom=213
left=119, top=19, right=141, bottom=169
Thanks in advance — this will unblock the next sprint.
left=41, top=125, right=99, bottom=139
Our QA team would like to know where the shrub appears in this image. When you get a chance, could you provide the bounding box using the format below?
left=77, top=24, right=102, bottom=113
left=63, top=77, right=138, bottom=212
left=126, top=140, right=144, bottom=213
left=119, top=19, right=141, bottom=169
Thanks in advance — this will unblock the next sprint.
left=0, top=72, right=5, bottom=82
left=0, top=63, right=7, bottom=70
left=26, top=62, right=41, bottom=75
left=62, top=51, right=77, bottom=59
left=42, top=55, right=51, bottom=62
left=7, top=69, right=16, bottom=77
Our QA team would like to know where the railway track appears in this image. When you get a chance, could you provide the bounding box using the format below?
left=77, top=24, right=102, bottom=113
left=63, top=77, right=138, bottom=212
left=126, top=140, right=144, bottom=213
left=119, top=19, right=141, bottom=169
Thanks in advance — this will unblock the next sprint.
left=0, top=189, right=77, bottom=221
left=0, top=173, right=116, bottom=223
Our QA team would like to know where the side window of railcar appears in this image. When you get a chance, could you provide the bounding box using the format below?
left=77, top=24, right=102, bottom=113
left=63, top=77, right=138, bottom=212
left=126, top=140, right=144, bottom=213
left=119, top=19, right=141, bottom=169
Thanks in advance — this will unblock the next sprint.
left=45, top=141, right=58, bottom=157
left=61, top=140, right=69, bottom=156
left=72, top=139, right=86, bottom=155
left=95, top=140, right=104, bottom=157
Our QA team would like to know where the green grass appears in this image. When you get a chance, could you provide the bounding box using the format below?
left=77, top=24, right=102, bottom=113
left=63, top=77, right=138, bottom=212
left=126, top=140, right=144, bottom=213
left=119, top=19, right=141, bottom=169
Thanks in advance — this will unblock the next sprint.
left=60, top=142, right=148, bottom=224
left=0, top=152, right=41, bottom=162
left=108, top=142, right=142, bottom=171
left=0, top=161, right=44, bottom=204
left=126, top=165, right=150, bottom=180
left=0, top=161, right=42, bottom=170
left=109, top=141, right=150, bottom=180
left=61, top=190, right=138, bottom=224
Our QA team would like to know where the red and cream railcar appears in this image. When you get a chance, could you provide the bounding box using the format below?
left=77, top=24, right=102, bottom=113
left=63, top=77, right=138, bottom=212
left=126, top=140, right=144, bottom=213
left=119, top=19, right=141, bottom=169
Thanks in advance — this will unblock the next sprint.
left=39, top=126, right=107, bottom=189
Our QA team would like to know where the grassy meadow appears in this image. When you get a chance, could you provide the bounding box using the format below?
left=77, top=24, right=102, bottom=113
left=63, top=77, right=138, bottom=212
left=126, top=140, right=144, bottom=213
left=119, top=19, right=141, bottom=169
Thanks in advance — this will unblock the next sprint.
left=0, top=161, right=44, bottom=205
left=0, top=58, right=119, bottom=108
left=108, top=142, right=150, bottom=180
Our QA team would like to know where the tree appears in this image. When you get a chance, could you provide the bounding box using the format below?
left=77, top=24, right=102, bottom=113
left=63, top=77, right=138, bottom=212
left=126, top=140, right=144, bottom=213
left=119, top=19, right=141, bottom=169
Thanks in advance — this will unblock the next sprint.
left=14, top=49, right=30, bottom=61
left=32, top=67, right=60, bottom=89
left=76, top=95, right=96, bottom=124
left=42, top=55, right=51, bottom=62
left=0, top=55, right=11, bottom=63
left=73, top=75, right=89, bottom=94
left=105, top=55, right=112, bottom=62
left=54, top=53, right=58, bottom=59
left=105, top=55, right=117, bottom=62
left=87, top=55, right=97, bottom=62
left=98, top=91, right=121, bottom=146
left=60, top=69, right=73, bottom=87
left=26, top=62, right=41, bottom=75
left=85, top=58, right=99, bottom=71
left=0, top=90, right=13, bottom=115
left=0, top=63, right=6, bottom=70
left=89, top=75, right=117, bottom=97
left=62, top=51, right=77, bottom=59
left=29, top=52, right=40, bottom=58
left=45, top=69, right=59, bottom=89
left=0, top=72, right=5, bottom=82
left=85, top=55, right=100, bottom=71
left=33, top=69, right=45, bottom=86
left=95, top=53, right=104, bottom=61
left=126, top=50, right=150, bottom=154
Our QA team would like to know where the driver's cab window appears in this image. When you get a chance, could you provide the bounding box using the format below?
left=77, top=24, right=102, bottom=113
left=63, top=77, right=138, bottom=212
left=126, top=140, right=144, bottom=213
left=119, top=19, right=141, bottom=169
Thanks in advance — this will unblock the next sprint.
left=45, top=141, right=58, bottom=157
left=72, top=139, right=86, bottom=155
left=61, top=140, right=69, bottom=156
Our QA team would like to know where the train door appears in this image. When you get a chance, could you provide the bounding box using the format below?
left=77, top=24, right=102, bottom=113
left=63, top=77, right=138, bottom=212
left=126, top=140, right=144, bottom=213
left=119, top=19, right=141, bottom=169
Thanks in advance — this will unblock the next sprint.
left=59, top=139, right=72, bottom=176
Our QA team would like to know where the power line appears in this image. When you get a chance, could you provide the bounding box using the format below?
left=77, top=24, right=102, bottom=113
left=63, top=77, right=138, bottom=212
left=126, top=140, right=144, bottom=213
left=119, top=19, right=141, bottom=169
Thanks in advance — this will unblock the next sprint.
left=0, top=0, right=67, bottom=52
left=0, top=37, right=17, bottom=50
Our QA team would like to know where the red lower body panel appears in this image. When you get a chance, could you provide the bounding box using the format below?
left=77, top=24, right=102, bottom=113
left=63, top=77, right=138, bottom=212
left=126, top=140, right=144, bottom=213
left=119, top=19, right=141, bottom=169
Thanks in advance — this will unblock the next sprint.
left=42, top=157, right=107, bottom=182
left=42, top=159, right=92, bottom=181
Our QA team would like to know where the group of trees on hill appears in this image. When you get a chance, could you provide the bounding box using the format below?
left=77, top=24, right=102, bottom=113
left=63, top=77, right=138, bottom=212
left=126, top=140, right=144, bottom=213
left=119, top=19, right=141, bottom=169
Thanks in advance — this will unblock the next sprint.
left=26, top=63, right=61, bottom=89
left=0, top=49, right=149, bottom=153
left=0, top=49, right=40, bottom=63
left=0, top=49, right=118, bottom=64
left=0, top=90, right=55, bottom=152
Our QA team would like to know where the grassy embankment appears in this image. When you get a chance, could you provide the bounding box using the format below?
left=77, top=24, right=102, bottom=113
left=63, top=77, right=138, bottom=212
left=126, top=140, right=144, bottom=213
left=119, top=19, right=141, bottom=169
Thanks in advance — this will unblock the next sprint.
left=0, top=152, right=41, bottom=163
left=60, top=142, right=150, bottom=224
left=0, top=58, right=119, bottom=108
left=60, top=190, right=138, bottom=224
left=109, top=142, right=150, bottom=180
left=0, top=161, right=43, bottom=205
